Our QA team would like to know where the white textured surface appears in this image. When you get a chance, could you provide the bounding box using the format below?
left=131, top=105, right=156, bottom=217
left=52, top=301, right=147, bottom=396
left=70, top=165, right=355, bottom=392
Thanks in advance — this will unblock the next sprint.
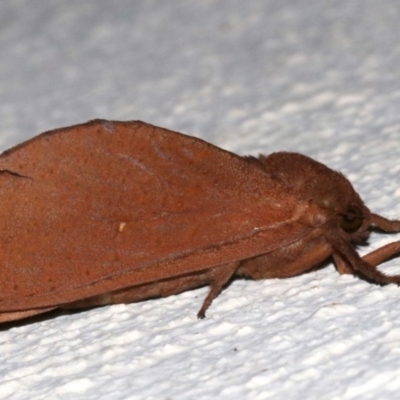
left=1, top=1, right=400, bottom=399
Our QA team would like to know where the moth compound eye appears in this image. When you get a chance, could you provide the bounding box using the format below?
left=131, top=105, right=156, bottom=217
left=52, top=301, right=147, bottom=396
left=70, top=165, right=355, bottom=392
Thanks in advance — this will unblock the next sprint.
left=340, top=205, right=363, bottom=233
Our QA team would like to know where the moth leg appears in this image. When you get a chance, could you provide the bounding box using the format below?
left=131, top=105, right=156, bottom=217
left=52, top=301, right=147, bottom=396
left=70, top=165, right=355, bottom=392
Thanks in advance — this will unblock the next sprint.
left=366, top=214, right=400, bottom=268
left=329, top=231, right=400, bottom=284
left=333, top=254, right=354, bottom=275
left=197, top=261, right=239, bottom=319
left=332, top=212, right=400, bottom=279
left=362, top=241, right=400, bottom=267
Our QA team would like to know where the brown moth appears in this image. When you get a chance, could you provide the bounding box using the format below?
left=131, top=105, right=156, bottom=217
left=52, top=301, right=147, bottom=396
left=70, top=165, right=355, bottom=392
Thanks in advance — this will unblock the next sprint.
left=0, top=120, right=399, bottom=323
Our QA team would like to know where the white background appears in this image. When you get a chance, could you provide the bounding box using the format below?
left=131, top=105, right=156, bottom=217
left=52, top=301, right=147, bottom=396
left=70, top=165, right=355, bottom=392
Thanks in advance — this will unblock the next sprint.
left=1, top=1, right=400, bottom=399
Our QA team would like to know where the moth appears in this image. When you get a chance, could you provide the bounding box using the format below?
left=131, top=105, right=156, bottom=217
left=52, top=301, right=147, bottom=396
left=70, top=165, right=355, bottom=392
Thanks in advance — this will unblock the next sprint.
left=0, top=120, right=399, bottom=323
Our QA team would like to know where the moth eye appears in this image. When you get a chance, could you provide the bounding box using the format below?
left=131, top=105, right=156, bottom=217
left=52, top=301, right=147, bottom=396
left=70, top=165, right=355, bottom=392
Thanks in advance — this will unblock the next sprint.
left=340, top=205, right=363, bottom=233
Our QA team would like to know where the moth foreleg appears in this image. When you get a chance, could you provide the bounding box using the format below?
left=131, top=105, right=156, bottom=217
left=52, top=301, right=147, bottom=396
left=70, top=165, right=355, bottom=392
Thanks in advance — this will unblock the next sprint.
left=330, top=232, right=400, bottom=284
left=362, top=241, right=400, bottom=268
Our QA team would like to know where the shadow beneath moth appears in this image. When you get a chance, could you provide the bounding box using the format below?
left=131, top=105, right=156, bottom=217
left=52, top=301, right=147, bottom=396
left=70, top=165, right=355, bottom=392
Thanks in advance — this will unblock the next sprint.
left=0, top=120, right=399, bottom=323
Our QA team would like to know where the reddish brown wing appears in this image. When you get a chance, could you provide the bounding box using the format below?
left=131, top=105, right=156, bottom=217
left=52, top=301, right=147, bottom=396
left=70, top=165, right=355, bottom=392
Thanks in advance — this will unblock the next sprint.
left=0, top=120, right=315, bottom=311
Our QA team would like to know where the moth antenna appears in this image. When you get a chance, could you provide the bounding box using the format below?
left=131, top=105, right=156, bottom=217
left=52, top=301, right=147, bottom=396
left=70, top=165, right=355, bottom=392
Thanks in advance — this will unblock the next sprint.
left=371, top=213, right=400, bottom=233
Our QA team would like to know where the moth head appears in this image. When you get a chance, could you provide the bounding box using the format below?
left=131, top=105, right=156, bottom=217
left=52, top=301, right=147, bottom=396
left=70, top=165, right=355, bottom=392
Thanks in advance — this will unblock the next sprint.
left=331, top=202, right=370, bottom=243
left=251, top=152, right=372, bottom=242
